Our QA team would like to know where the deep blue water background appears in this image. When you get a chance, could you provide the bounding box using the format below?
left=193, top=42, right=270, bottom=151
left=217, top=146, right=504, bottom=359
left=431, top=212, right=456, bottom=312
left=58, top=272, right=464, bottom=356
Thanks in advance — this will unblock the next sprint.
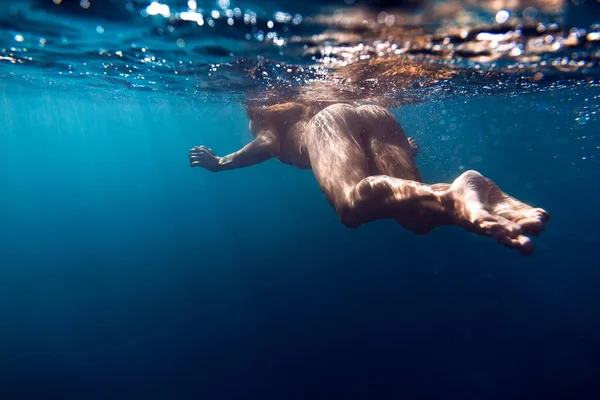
left=1, top=83, right=600, bottom=399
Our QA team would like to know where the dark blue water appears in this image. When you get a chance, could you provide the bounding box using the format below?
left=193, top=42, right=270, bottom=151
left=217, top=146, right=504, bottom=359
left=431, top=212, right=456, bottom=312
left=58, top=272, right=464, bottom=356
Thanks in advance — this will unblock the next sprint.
left=1, top=1, right=600, bottom=399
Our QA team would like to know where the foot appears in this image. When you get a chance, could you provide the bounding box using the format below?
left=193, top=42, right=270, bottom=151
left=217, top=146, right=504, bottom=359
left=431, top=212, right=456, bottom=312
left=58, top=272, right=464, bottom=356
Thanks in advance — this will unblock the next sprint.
left=448, top=170, right=549, bottom=255
left=408, top=137, right=419, bottom=157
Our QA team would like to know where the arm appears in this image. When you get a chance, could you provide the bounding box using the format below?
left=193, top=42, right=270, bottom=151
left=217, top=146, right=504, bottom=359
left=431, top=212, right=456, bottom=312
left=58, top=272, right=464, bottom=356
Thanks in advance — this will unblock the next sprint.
left=188, top=130, right=279, bottom=172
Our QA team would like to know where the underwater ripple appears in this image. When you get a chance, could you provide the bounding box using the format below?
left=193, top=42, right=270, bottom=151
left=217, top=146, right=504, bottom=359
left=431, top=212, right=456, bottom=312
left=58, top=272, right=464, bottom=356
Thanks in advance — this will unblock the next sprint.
left=0, top=0, right=599, bottom=103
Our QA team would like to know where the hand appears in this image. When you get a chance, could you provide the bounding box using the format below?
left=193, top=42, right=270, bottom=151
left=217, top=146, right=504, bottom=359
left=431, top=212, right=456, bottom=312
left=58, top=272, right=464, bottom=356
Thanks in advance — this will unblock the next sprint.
left=189, top=146, right=220, bottom=172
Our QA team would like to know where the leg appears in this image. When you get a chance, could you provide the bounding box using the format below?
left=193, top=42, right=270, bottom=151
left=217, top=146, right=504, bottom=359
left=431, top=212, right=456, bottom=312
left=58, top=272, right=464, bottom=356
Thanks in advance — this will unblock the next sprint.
left=305, top=104, right=453, bottom=232
left=355, top=104, right=421, bottom=181
left=353, top=104, right=549, bottom=251
left=304, top=103, right=370, bottom=214
left=305, top=104, right=549, bottom=255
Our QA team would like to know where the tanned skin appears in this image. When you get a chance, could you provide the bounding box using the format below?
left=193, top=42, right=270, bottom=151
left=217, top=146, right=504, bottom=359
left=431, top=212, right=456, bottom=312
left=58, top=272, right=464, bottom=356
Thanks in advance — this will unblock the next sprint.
left=189, top=101, right=549, bottom=255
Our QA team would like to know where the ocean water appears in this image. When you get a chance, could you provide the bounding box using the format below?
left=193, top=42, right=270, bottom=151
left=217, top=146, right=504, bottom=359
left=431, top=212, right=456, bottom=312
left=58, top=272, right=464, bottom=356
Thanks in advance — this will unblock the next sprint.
left=1, top=1, right=600, bottom=399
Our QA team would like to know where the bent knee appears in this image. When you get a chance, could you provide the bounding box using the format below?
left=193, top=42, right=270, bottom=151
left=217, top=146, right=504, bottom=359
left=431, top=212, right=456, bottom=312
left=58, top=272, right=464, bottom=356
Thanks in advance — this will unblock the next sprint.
left=331, top=195, right=362, bottom=228
left=337, top=177, right=392, bottom=228
left=338, top=202, right=362, bottom=229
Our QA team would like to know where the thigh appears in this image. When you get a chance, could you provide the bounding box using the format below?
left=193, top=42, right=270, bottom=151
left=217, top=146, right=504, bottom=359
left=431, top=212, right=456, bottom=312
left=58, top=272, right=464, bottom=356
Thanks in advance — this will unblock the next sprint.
left=304, top=104, right=370, bottom=211
left=356, top=105, right=421, bottom=182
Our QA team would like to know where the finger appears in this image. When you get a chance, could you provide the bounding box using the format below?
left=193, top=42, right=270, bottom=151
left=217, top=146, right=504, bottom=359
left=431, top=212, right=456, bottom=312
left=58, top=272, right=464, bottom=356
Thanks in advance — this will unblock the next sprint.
left=199, top=146, right=215, bottom=154
left=189, top=155, right=211, bottom=163
left=189, top=151, right=208, bottom=159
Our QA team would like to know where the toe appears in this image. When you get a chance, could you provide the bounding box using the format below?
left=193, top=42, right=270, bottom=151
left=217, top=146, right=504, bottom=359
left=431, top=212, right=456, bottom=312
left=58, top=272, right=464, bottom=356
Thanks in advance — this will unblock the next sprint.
left=518, top=208, right=550, bottom=236
left=496, top=207, right=550, bottom=237
left=517, top=217, right=545, bottom=236
left=475, top=214, right=522, bottom=238
left=494, top=233, right=533, bottom=256
left=516, top=235, right=534, bottom=255
left=531, top=208, right=550, bottom=223
left=473, top=213, right=537, bottom=255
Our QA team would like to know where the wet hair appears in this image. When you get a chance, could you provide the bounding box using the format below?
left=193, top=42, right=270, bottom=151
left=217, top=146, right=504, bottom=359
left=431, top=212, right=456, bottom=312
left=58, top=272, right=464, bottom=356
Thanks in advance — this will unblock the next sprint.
left=246, top=102, right=308, bottom=130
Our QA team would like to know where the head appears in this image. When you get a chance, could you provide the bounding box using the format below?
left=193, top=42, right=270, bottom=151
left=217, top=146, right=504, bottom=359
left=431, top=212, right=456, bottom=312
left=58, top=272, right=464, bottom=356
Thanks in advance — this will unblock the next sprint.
left=246, top=102, right=307, bottom=136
